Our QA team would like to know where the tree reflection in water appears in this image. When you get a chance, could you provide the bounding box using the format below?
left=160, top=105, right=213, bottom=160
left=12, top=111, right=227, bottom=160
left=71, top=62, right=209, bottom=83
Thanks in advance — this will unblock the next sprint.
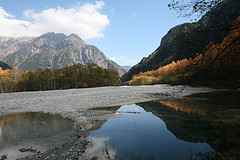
left=138, top=91, right=240, bottom=157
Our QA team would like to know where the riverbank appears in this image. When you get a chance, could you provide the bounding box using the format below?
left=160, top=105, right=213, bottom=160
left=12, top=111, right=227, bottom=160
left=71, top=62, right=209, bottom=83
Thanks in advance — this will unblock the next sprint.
left=0, top=85, right=209, bottom=123
left=0, top=84, right=211, bottom=159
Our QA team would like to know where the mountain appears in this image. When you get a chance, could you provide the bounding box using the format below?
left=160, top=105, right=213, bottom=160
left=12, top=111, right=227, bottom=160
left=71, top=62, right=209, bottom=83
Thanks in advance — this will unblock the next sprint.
left=0, top=33, right=126, bottom=76
left=0, top=61, right=12, bottom=70
left=0, top=37, right=33, bottom=60
left=121, top=66, right=132, bottom=71
left=122, top=0, right=240, bottom=81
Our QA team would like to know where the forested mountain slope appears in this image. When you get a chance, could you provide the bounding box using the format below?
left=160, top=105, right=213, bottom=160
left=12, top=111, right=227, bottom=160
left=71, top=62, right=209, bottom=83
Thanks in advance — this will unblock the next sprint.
left=122, top=0, right=240, bottom=81
left=128, top=16, right=240, bottom=88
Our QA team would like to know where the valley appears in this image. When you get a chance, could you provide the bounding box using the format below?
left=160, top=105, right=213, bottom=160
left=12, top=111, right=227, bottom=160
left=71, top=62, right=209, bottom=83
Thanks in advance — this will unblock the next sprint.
left=0, top=0, right=239, bottom=159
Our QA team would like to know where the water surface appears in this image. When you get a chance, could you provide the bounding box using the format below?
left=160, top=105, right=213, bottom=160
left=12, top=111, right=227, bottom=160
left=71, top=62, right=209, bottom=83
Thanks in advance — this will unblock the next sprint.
left=82, top=91, right=240, bottom=160
left=83, top=105, right=213, bottom=160
left=0, top=112, right=76, bottom=159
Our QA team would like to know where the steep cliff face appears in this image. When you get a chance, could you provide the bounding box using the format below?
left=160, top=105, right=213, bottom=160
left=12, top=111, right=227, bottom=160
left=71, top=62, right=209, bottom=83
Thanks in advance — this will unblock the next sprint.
left=0, top=37, right=33, bottom=60
left=0, top=33, right=125, bottom=75
left=122, top=0, right=240, bottom=81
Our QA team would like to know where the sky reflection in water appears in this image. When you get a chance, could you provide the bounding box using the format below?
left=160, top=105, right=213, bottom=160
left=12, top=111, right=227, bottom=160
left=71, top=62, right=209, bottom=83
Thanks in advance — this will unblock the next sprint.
left=84, top=104, right=214, bottom=160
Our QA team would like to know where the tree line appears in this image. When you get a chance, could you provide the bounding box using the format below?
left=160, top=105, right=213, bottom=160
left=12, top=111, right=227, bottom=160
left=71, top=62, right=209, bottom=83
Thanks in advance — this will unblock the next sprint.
left=128, top=16, right=240, bottom=88
left=0, top=63, right=121, bottom=93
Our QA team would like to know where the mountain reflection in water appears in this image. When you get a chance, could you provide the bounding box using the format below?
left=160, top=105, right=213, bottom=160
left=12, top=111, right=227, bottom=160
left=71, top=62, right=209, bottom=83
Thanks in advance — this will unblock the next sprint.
left=82, top=91, right=240, bottom=160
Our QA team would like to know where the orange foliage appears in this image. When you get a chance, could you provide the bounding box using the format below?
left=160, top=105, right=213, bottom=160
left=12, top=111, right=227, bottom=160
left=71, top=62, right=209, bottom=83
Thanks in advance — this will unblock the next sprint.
left=135, top=58, right=190, bottom=79
left=130, top=16, right=240, bottom=87
left=0, top=67, right=21, bottom=93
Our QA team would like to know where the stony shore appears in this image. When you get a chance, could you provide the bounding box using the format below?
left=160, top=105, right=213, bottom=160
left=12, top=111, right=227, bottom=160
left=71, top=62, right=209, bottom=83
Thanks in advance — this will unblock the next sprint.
left=0, top=84, right=210, bottom=159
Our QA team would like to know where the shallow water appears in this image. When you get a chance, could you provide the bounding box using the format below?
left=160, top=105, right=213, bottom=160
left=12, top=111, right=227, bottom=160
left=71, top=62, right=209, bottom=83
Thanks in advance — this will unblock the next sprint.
left=0, top=112, right=76, bottom=159
left=82, top=91, right=240, bottom=160
left=83, top=104, right=213, bottom=160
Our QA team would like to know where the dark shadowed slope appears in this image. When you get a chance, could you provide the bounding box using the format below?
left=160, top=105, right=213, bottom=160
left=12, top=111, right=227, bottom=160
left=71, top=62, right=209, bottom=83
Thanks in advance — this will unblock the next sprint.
left=122, top=0, right=240, bottom=81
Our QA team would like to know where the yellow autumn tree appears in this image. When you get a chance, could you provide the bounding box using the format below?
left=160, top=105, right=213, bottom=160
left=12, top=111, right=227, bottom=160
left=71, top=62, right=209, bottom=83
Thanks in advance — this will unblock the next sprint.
left=129, top=16, right=240, bottom=87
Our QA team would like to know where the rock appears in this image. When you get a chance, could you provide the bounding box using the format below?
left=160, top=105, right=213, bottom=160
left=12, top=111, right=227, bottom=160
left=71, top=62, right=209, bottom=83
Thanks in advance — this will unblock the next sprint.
left=19, top=147, right=37, bottom=153
left=0, top=155, right=8, bottom=160
left=90, top=155, right=99, bottom=160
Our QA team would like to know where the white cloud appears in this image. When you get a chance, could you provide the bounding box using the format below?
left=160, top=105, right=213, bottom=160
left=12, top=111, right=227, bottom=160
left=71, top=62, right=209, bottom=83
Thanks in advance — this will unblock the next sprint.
left=0, top=1, right=109, bottom=40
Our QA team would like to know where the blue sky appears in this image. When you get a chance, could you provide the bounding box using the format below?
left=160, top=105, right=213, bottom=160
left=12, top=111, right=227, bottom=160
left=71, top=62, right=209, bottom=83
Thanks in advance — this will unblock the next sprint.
left=0, top=0, right=190, bottom=66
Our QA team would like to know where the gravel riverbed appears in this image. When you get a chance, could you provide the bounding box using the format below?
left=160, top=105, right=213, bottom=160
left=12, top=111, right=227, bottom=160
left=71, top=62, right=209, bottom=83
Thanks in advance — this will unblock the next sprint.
left=0, top=84, right=210, bottom=159
left=0, top=84, right=207, bottom=123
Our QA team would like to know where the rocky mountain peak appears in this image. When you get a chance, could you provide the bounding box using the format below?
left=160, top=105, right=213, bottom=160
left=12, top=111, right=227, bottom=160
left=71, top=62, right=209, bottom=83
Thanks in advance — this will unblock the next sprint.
left=39, top=32, right=66, bottom=39
left=0, top=32, right=126, bottom=76
left=68, top=33, right=85, bottom=42
left=34, top=32, right=67, bottom=45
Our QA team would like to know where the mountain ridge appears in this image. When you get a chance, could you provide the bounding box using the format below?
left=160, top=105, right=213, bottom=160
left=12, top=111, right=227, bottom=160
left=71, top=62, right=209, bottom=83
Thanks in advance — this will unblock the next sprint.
left=0, top=32, right=125, bottom=75
left=122, top=0, right=240, bottom=81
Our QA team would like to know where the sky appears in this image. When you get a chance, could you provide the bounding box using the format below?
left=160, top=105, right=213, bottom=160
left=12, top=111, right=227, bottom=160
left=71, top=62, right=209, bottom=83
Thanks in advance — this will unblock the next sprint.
left=0, top=0, right=191, bottom=66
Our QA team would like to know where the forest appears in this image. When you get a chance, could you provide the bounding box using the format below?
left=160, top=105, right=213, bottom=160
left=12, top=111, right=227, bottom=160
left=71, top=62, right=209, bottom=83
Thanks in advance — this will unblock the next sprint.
left=0, top=63, right=121, bottom=93
left=128, top=16, right=240, bottom=88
